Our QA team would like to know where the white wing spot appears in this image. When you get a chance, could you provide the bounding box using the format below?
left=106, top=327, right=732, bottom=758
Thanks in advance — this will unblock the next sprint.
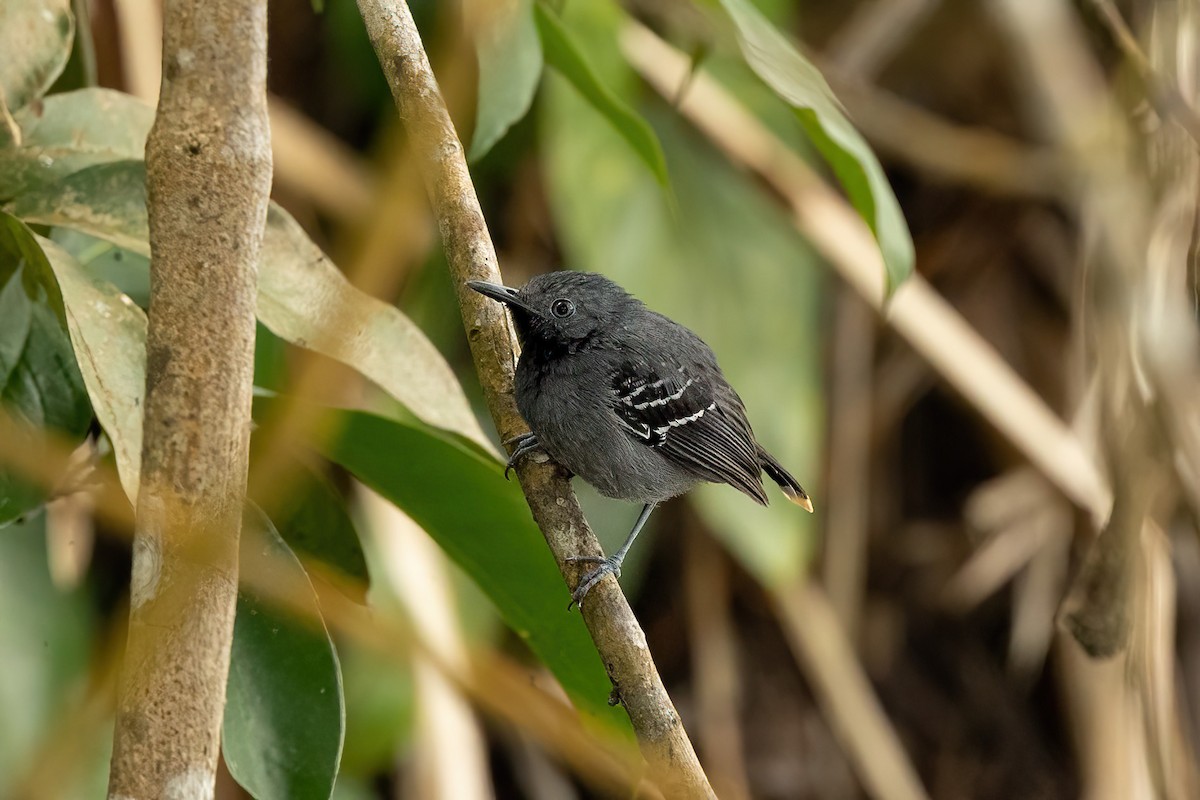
left=652, top=401, right=717, bottom=438
left=627, top=377, right=666, bottom=399
left=633, top=379, right=693, bottom=410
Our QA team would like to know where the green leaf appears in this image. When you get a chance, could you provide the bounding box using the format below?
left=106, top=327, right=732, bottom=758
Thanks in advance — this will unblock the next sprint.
left=37, top=233, right=143, bottom=502
left=469, top=0, right=542, bottom=161
left=52, top=227, right=150, bottom=307
left=0, top=0, right=74, bottom=120
left=267, top=459, right=370, bottom=597
left=716, top=0, right=914, bottom=292
left=0, top=515, right=93, bottom=795
left=10, top=160, right=492, bottom=451
left=7, top=160, right=149, bottom=253
left=0, top=212, right=90, bottom=526
left=224, top=513, right=345, bottom=800
left=337, top=643, right=412, bottom=777
left=314, top=404, right=632, bottom=735
left=542, top=60, right=823, bottom=587
left=0, top=89, right=152, bottom=201
left=534, top=2, right=669, bottom=188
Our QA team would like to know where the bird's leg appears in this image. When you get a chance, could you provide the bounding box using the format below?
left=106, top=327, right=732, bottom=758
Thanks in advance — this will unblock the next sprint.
left=567, top=502, right=657, bottom=609
left=503, top=431, right=543, bottom=479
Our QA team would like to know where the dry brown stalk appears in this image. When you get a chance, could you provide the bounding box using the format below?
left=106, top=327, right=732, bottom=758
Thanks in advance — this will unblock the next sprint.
left=105, top=0, right=272, bottom=794
left=352, top=0, right=714, bottom=796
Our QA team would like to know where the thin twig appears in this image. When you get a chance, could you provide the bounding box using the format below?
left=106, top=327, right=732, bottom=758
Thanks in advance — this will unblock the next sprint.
left=106, top=0, right=272, bottom=792
left=821, top=288, right=875, bottom=637
left=825, top=0, right=941, bottom=79
left=352, top=1, right=714, bottom=796
left=991, top=1, right=1199, bottom=794
left=268, top=97, right=376, bottom=222
left=684, top=531, right=751, bottom=800
left=774, top=583, right=931, bottom=800
left=1088, top=0, right=1200, bottom=146
left=827, top=72, right=1065, bottom=197
left=360, top=487, right=494, bottom=800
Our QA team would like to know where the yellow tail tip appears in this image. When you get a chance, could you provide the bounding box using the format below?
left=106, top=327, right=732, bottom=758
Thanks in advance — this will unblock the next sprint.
left=782, top=486, right=814, bottom=513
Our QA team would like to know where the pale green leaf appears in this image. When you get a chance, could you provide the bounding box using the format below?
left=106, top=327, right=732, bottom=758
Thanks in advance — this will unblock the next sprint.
left=469, top=0, right=542, bottom=161
left=37, top=233, right=144, bottom=502
left=10, top=161, right=491, bottom=450
left=534, top=2, right=669, bottom=187
left=0, top=88, right=153, bottom=200
left=717, top=0, right=914, bottom=292
left=258, top=205, right=492, bottom=451
left=0, top=0, right=74, bottom=120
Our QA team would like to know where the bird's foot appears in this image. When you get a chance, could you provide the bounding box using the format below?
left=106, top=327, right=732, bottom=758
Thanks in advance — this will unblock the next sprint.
left=566, top=554, right=624, bottom=610
left=502, top=432, right=542, bottom=479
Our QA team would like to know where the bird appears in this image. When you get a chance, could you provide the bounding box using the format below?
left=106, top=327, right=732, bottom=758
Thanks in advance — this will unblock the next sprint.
left=468, top=271, right=813, bottom=607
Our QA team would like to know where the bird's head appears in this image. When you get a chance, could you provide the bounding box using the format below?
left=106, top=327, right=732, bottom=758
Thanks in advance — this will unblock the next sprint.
left=468, top=271, right=639, bottom=349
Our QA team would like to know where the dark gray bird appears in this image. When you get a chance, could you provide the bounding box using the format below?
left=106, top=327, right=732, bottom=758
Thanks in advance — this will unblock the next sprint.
left=468, top=271, right=812, bottom=607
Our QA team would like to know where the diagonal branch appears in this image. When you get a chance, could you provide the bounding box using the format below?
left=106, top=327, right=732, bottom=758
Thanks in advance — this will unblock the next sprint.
left=352, top=1, right=714, bottom=796
left=106, top=0, right=272, bottom=795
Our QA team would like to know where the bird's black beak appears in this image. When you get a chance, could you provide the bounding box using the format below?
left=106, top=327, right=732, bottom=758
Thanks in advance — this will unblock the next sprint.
left=467, top=280, right=534, bottom=314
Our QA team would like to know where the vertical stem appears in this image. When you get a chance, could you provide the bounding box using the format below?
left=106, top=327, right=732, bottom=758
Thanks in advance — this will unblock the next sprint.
left=106, top=0, right=271, bottom=794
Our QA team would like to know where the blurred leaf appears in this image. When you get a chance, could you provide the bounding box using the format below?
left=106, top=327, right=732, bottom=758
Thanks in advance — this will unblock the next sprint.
left=716, top=0, right=913, bottom=292
left=534, top=2, right=668, bottom=187
left=47, top=0, right=96, bottom=95
left=0, top=89, right=151, bottom=201
left=51, top=227, right=149, bottom=307
left=542, top=55, right=822, bottom=587
left=0, top=213, right=90, bottom=525
left=8, top=159, right=148, bottom=253
left=268, top=459, right=370, bottom=597
left=258, top=205, right=492, bottom=450
left=224, top=513, right=345, bottom=800
left=0, top=463, right=42, bottom=529
left=0, top=0, right=74, bottom=120
left=330, top=775, right=378, bottom=800
left=0, top=515, right=92, bottom=794
left=313, top=404, right=632, bottom=735
left=37, top=233, right=143, bottom=502
left=337, top=642, right=413, bottom=777
left=253, top=322, right=290, bottom=392
left=324, top=0, right=391, bottom=115
left=11, top=161, right=492, bottom=450
left=469, top=0, right=542, bottom=161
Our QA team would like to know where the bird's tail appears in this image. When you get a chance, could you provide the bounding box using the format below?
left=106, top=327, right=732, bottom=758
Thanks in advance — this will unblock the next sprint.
left=758, top=447, right=814, bottom=513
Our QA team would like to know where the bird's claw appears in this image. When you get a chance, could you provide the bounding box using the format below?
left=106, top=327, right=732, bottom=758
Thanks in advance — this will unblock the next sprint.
left=503, top=432, right=541, bottom=480
left=566, top=555, right=623, bottom=610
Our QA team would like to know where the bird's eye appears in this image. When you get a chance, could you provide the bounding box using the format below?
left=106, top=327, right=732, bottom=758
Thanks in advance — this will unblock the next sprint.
left=551, top=298, right=575, bottom=318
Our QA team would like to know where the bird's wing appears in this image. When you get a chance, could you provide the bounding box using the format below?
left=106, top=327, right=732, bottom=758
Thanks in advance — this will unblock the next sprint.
left=610, top=357, right=769, bottom=505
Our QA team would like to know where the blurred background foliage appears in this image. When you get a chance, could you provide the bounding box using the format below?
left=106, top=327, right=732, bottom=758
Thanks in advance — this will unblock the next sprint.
left=4, top=0, right=1200, bottom=798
